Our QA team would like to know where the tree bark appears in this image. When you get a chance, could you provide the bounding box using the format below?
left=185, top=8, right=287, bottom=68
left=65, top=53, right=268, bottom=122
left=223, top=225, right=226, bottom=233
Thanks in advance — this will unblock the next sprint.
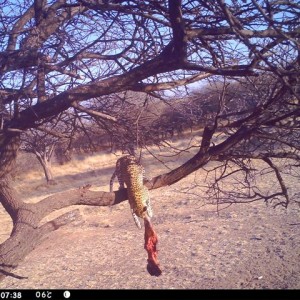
left=33, top=146, right=56, bottom=184
left=0, top=133, right=127, bottom=280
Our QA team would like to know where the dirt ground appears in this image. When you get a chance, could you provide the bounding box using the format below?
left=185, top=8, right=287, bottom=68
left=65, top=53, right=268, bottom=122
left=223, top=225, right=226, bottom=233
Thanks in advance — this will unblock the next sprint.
left=1, top=146, right=300, bottom=289
left=1, top=176, right=300, bottom=289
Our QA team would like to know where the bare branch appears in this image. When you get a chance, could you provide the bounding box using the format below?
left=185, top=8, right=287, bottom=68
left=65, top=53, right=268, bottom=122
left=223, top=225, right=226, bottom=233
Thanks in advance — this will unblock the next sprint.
left=132, top=73, right=212, bottom=92
left=262, top=157, right=290, bottom=207
left=71, top=101, right=117, bottom=122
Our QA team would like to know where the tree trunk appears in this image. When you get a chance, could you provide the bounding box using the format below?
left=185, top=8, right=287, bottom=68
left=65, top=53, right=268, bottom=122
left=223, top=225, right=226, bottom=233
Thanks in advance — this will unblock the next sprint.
left=41, top=159, right=55, bottom=184
left=0, top=132, right=120, bottom=280
left=34, top=149, right=56, bottom=184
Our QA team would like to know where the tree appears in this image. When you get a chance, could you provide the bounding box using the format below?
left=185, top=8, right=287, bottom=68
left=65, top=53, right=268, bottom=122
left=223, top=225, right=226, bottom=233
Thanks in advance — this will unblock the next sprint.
left=178, top=75, right=300, bottom=206
left=0, top=0, right=299, bottom=280
left=22, top=129, right=57, bottom=183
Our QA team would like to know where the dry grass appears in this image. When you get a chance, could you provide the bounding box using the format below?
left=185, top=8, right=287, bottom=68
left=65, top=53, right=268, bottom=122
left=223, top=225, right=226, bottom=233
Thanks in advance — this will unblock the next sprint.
left=1, top=135, right=300, bottom=289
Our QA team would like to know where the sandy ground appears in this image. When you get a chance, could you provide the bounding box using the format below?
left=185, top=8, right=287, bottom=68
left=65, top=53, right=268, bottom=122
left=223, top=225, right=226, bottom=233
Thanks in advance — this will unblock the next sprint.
left=1, top=146, right=300, bottom=289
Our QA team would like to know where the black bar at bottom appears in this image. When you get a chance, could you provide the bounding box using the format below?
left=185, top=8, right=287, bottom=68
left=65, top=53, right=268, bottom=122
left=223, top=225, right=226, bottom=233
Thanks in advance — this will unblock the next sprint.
left=0, top=289, right=300, bottom=300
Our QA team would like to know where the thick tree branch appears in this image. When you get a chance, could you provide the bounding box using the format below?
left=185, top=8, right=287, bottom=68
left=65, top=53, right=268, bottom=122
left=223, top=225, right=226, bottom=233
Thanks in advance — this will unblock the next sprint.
left=182, top=62, right=257, bottom=76
left=168, top=0, right=187, bottom=60
left=0, top=134, right=20, bottom=180
left=186, top=27, right=300, bottom=40
left=262, top=157, right=290, bottom=207
left=131, top=73, right=212, bottom=92
left=71, top=102, right=117, bottom=122
left=0, top=1, right=87, bottom=75
left=145, top=126, right=256, bottom=190
left=6, top=5, right=34, bottom=52
left=34, top=189, right=123, bottom=221
left=8, top=46, right=181, bottom=130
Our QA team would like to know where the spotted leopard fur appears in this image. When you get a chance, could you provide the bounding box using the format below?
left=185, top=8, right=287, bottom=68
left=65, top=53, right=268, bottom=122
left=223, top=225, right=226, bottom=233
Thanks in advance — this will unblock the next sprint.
left=110, top=155, right=152, bottom=228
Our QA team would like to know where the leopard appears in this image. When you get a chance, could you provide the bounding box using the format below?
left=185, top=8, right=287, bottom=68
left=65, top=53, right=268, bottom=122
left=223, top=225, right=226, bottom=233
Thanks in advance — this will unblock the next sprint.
left=110, top=155, right=152, bottom=229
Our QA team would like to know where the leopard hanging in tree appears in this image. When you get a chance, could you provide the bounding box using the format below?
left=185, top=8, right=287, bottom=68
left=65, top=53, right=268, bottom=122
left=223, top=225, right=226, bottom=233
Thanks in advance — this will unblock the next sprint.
left=110, top=155, right=162, bottom=276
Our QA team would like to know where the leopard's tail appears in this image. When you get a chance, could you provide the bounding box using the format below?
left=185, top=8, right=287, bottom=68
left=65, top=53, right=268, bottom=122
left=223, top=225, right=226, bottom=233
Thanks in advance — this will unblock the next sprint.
left=144, top=217, right=162, bottom=276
